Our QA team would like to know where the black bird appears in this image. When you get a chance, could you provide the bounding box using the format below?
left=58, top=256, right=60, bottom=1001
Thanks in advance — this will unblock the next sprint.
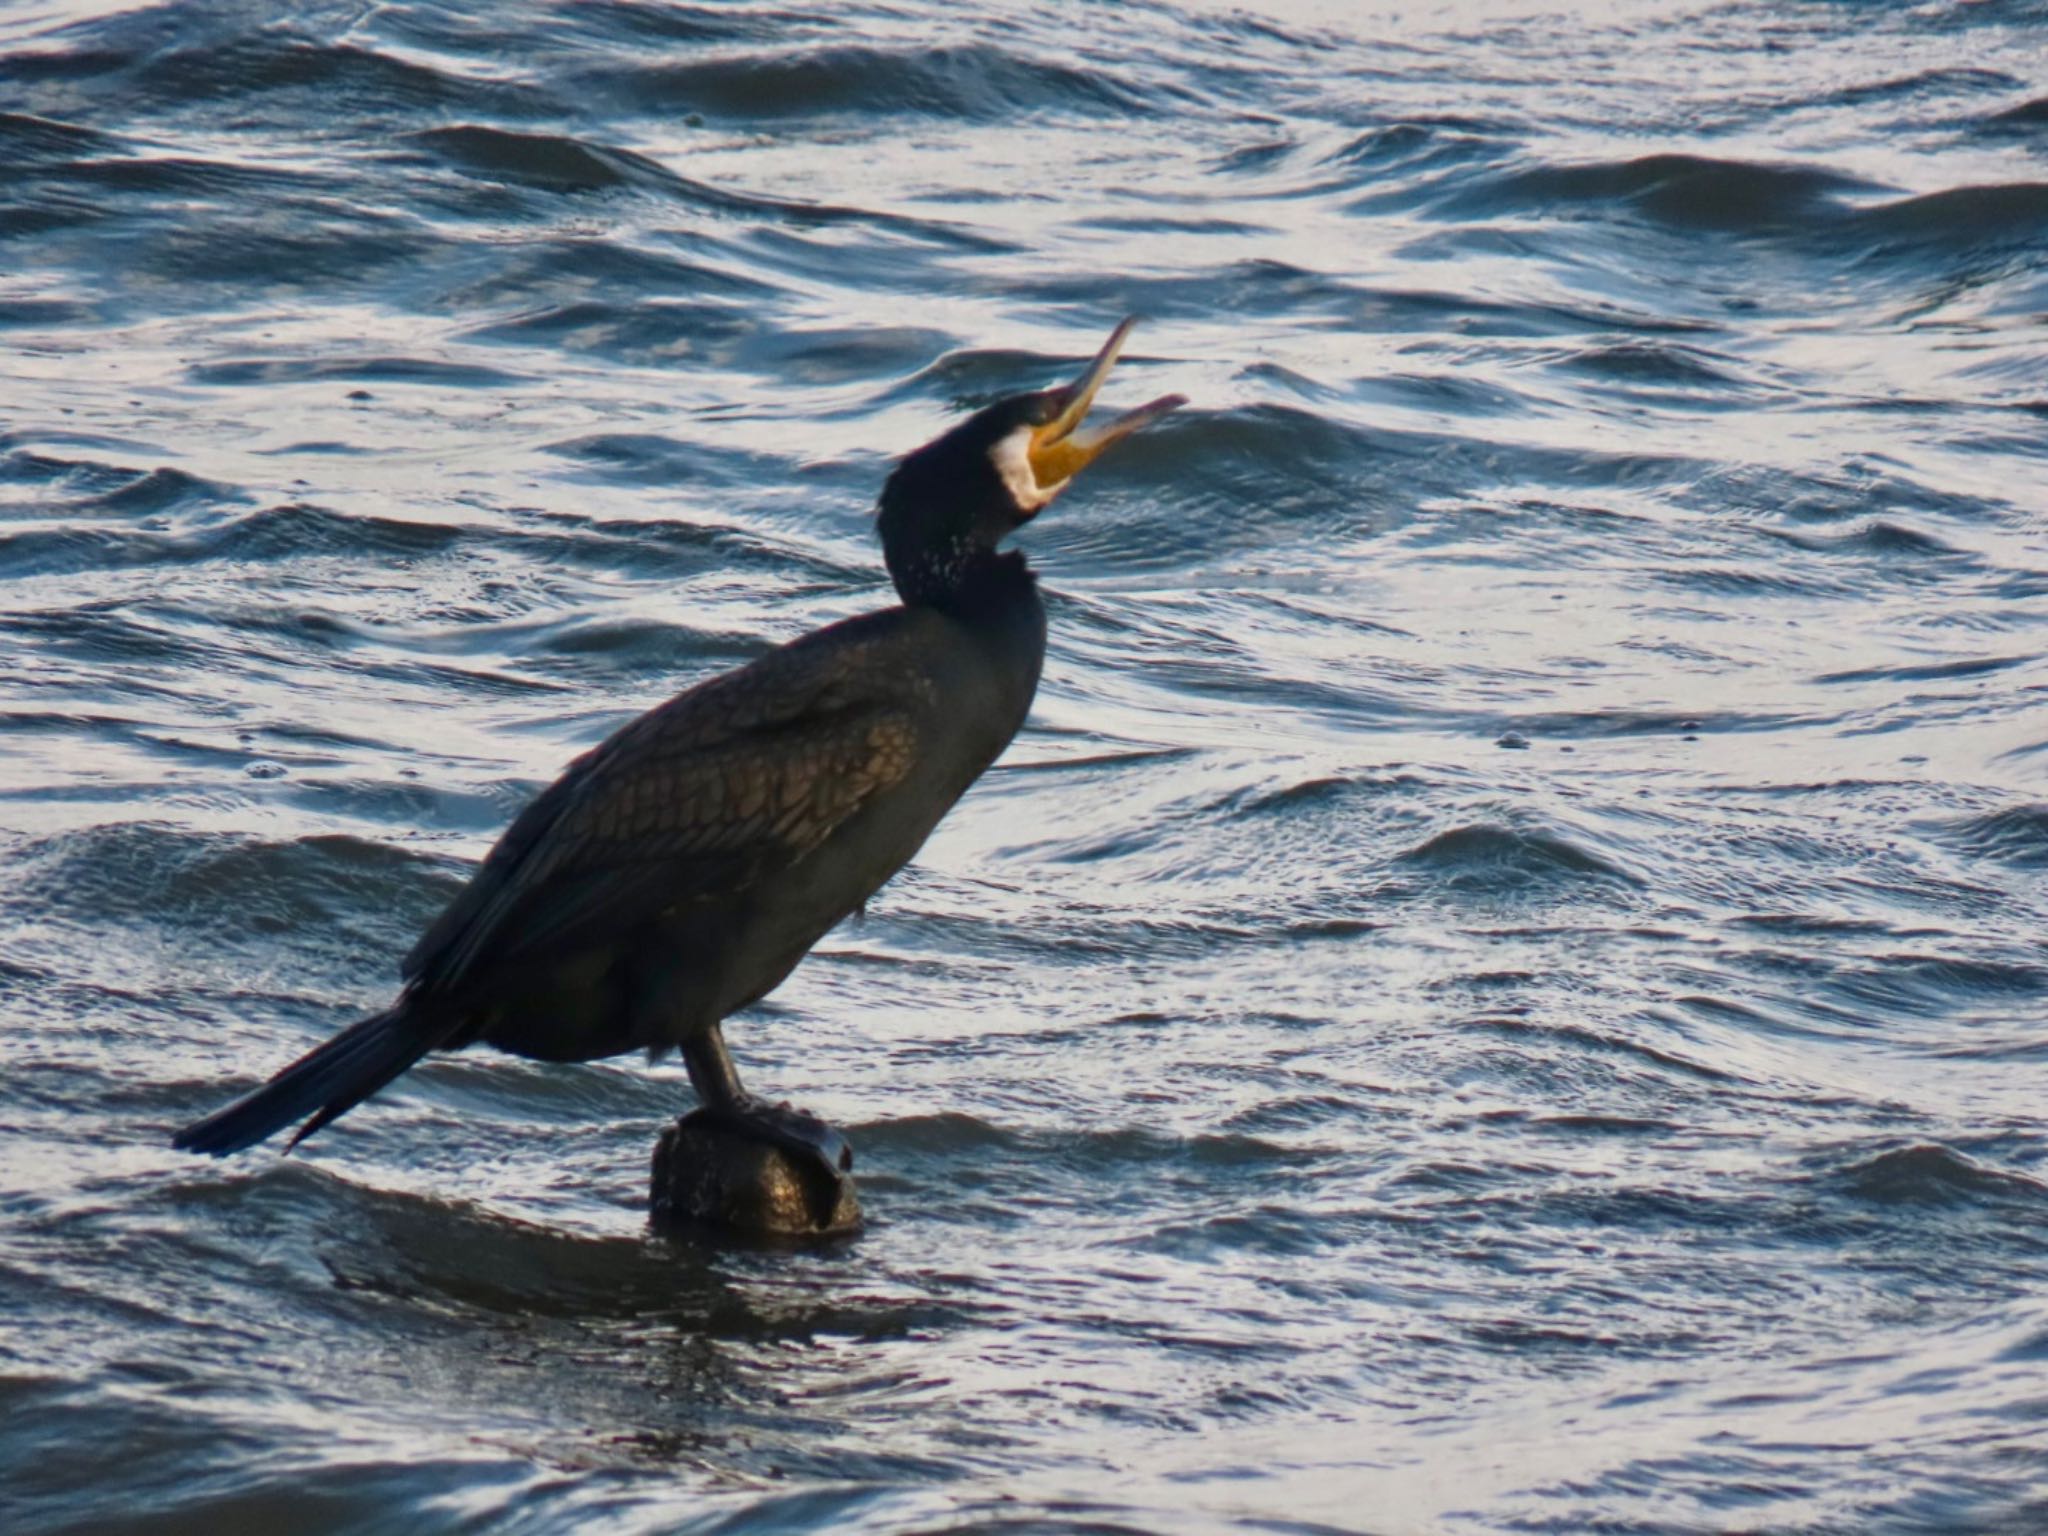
left=172, top=318, right=1185, bottom=1208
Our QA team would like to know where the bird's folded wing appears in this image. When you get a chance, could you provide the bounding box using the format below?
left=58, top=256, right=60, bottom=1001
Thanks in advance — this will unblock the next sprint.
left=401, top=645, right=925, bottom=996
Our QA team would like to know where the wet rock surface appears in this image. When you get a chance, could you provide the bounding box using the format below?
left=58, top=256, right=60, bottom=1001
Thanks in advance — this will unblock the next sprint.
left=650, top=1111, right=860, bottom=1238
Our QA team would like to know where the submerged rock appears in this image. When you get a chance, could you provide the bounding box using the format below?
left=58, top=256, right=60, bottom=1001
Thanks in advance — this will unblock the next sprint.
left=650, top=1111, right=861, bottom=1238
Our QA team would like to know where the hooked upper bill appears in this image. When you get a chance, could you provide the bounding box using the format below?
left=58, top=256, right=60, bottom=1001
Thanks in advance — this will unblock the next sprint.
left=1027, top=317, right=1187, bottom=490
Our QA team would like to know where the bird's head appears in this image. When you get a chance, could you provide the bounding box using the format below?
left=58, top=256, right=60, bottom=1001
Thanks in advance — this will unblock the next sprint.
left=878, top=318, right=1185, bottom=608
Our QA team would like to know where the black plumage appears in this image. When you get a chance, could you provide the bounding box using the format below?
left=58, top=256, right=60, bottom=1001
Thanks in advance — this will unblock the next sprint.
left=172, top=318, right=1184, bottom=1193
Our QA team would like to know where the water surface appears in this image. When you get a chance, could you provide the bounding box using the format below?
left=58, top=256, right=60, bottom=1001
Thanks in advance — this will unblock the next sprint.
left=4, top=1, right=2048, bottom=1532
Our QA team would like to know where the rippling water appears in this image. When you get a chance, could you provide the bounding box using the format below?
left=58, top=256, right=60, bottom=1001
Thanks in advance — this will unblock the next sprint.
left=5, top=1, right=2048, bottom=1531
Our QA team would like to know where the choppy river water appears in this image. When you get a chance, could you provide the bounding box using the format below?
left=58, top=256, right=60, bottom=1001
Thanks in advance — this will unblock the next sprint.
left=4, top=1, right=2048, bottom=1531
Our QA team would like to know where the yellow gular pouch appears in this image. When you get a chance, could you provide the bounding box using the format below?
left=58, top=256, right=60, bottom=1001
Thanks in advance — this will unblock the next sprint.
left=1003, top=316, right=1186, bottom=514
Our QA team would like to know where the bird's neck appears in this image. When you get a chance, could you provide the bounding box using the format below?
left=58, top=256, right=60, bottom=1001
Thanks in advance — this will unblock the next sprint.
left=887, top=541, right=1038, bottom=618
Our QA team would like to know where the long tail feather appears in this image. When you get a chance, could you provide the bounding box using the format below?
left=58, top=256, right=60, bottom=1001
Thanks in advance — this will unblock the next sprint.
left=171, top=1008, right=437, bottom=1157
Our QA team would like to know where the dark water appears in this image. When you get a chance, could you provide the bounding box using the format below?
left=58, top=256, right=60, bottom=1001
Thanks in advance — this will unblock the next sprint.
left=4, top=0, right=2048, bottom=1530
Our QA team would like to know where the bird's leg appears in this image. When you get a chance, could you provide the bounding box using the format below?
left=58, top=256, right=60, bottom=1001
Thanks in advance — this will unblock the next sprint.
left=681, top=1022, right=853, bottom=1223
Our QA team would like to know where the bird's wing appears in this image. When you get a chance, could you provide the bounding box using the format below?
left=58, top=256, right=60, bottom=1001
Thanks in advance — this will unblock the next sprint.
left=401, top=630, right=926, bottom=996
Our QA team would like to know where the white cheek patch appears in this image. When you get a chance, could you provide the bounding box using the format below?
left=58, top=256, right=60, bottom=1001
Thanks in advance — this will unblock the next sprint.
left=991, top=423, right=1065, bottom=513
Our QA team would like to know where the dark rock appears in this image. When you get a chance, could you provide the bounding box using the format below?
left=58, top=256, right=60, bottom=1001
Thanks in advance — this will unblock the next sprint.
left=650, top=1110, right=861, bottom=1238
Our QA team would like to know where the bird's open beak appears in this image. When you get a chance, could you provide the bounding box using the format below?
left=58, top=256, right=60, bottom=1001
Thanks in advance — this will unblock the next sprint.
left=1027, top=318, right=1187, bottom=489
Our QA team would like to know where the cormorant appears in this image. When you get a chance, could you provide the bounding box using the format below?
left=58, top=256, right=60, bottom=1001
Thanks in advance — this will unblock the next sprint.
left=171, top=317, right=1184, bottom=1218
